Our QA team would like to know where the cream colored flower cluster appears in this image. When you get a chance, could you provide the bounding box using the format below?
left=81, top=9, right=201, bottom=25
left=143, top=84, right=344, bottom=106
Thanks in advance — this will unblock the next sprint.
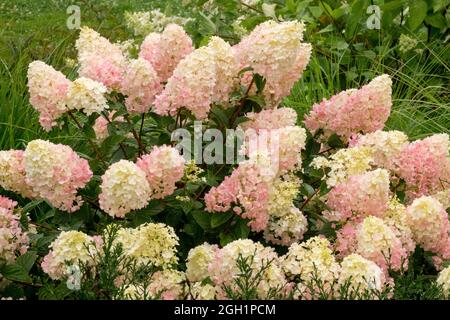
left=282, top=237, right=340, bottom=287
left=355, top=216, right=408, bottom=272
left=100, top=145, right=185, bottom=218
left=66, top=77, right=109, bottom=116
left=41, top=230, right=102, bottom=280
left=125, top=9, right=191, bottom=36
left=350, top=130, right=409, bottom=170
left=338, top=254, right=385, bottom=296
left=114, top=223, right=179, bottom=269
left=0, top=150, right=36, bottom=199
left=264, top=175, right=308, bottom=245
left=99, top=160, right=151, bottom=218
left=124, top=269, right=187, bottom=300
left=437, top=265, right=450, bottom=296
left=186, top=239, right=286, bottom=299
left=312, top=146, right=374, bottom=187
left=406, top=196, right=449, bottom=261
left=185, top=243, right=218, bottom=283
left=121, top=58, right=161, bottom=114
left=234, top=20, right=311, bottom=106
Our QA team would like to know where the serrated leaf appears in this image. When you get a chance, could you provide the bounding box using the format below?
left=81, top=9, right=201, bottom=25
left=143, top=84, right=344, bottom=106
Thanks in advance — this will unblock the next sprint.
left=210, top=106, right=230, bottom=126
left=15, top=251, right=37, bottom=273
left=234, top=218, right=250, bottom=239
left=0, top=264, right=32, bottom=283
left=211, top=212, right=234, bottom=228
left=83, top=125, right=96, bottom=140
left=327, top=133, right=345, bottom=148
left=253, top=73, right=266, bottom=93
left=246, top=95, right=266, bottom=107
left=100, top=134, right=126, bottom=154
left=192, top=210, right=211, bottom=229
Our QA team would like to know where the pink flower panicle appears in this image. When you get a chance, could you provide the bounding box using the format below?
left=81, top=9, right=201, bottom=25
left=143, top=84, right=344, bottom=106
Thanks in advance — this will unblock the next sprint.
left=336, top=216, right=409, bottom=274
left=325, top=169, right=391, bottom=222
left=153, top=45, right=215, bottom=119
left=304, top=75, right=392, bottom=141
left=121, top=58, right=162, bottom=114
left=76, top=27, right=127, bottom=90
left=205, top=158, right=274, bottom=231
left=239, top=108, right=298, bottom=132
left=136, top=145, right=185, bottom=199
left=24, top=140, right=92, bottom=212
left=394, top=134, right=450, bottom=199
left=27, top=61, right=71, bottom=131
left=0, top=196, right=30, bottom=264
left=139, top=24, right=193, bottom=83
left=154, top=36, right=238, bottom=119
left=0, top=150, right=36, bottom=199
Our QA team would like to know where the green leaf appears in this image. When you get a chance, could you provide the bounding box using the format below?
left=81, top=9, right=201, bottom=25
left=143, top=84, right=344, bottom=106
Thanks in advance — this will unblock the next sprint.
left=134, top=200, right=166, bottom=216
left=317, top=24, right=336, bottom=34
left=210, top=106, right=230, bottom=126
left=0, top=264, right=32, bottom=283
left=300, top=183, right=316, bottom=197
left=233, top=218, right=250, bottom=239
left=211, top=212, right=234, bottom=228
left=407, top=0, right=428, bottom=30
left=425, top=12, right=447, bottom=29
left=206, top=169, right=219, bottom=187
left=192, top=210, right=211, bottom=229
left=431, top=0, right=449, bottom=12
left=332, top=6, right=347, bottom=20
left=15, top=251, right=37, bottom=273
left=246, top=95, right=266, bottom=107
left=83, top=124, right=96, bottom=140
left=38, top=283, right=72, bottom=300
left=219, top=231, right=234, bottom=246
left=253, top=73, right=266, bottom=93
left=326, top=133, right=345, bottom=148
left=100, top=134, right=126, bottom=155
left=309, top=6, right=323, bottom=19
